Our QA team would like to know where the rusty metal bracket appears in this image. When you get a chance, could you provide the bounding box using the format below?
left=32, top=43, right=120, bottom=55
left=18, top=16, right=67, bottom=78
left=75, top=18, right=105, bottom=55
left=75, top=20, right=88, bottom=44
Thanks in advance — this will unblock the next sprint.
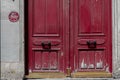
left=66, top=68, right=71, bottom=77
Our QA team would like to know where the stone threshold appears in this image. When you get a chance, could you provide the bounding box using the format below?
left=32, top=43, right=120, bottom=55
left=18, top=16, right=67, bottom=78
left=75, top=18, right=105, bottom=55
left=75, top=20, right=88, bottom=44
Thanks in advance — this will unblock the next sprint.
left=26, top=78, right=119, bottom=80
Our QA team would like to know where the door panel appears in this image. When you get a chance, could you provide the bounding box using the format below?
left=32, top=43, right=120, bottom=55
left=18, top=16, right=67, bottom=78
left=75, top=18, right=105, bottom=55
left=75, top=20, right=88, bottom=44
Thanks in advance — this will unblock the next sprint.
left=78, top=50, right=106, bottom=71
left=78, top=0, right=104, bottom=34
left=33, top=51, right=59, bottom=71
left=78, top=0, right=105, bottom=36
left=33, top=0, right=60, bottom=36
left=70, top=0, right=112, bottom=75
left=28, top=0, right=69, bottom=78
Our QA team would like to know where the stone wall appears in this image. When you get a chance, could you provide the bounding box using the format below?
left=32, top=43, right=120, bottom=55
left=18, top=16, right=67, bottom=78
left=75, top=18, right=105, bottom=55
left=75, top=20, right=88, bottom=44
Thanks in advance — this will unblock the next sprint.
left=118, top=0, right=120, bottom=74
left=116, top=0, right=120, bottom=77
left=0, top=0, right=120, bottom=79
left=1, top=0, right=24, bottom=80
left=112, top=0, right=120, bottom=78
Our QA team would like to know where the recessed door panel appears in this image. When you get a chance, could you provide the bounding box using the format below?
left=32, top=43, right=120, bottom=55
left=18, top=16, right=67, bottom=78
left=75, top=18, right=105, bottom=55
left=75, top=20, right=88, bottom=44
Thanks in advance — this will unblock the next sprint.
left=78, top=50, right=106, bottom=71
left=33, top=0, right=61, bottom=36
left=33, top=51, right=59, bottom=71
left=78, top=0, right=104, bottom=34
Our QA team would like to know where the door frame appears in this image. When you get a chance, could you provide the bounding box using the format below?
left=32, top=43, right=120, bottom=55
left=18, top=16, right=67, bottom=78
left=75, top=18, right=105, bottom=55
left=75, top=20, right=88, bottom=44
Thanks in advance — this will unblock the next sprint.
left=24, top=0, right=29, bottom=75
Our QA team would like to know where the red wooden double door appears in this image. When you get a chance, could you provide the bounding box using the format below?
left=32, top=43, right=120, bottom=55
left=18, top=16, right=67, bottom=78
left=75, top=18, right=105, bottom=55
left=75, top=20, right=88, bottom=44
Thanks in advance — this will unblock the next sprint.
left=27, top=0, right=112, bottom=78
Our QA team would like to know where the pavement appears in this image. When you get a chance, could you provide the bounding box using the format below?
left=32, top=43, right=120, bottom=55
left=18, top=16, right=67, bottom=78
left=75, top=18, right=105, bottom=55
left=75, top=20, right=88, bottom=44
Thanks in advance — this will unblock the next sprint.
left=27, top=78, right=120, bottom=80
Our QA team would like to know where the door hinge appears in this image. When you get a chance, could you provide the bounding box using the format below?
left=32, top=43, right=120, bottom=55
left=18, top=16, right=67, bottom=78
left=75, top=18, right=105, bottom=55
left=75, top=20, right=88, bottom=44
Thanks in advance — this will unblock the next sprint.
left=66, top=68, right=71, bottom=77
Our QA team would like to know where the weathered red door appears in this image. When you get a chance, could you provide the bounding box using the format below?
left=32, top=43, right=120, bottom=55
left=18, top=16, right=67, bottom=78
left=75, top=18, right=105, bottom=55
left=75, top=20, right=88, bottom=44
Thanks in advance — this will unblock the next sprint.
left=27, top=0, right=70, bottom=78
left=70, top=0, right=112, bottom=77
left=26, top=0, right=112, bottom=78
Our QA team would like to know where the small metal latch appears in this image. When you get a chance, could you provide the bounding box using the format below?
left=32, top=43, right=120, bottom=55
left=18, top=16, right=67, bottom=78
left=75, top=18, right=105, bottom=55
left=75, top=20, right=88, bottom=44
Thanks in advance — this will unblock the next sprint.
left=41, top=41, right=51, bottom=49
left=66, top=68, right=71, bottom=77
left=87, top=40, right=96, bottom=48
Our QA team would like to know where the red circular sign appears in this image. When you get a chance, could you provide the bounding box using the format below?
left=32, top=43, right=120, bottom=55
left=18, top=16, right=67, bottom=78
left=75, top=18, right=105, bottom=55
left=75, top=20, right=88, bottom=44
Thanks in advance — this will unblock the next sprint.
left=9, top=11, right=19, bottom=22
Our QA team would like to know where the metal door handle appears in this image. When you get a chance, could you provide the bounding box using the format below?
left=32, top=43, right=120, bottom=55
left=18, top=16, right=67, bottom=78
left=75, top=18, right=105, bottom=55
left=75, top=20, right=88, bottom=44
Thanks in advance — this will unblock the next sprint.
left=41, top=41, right=51, bottom=49
left=87, top=40, right=96, bottom=48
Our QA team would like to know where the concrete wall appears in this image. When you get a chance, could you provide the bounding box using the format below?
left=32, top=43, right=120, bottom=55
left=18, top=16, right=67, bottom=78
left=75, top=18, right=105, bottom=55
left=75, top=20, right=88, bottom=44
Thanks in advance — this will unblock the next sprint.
left=112, top=0, right=120, bottom=78
left=1, top=0, right=24, bottom=80
left=0, top=0, right=120, bottom=80
left=118, top=0, right=120, bottom=72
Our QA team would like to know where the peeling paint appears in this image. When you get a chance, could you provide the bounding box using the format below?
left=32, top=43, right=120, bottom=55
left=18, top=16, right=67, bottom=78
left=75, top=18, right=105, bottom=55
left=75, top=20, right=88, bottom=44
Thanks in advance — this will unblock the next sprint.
left=106, top=66, right=110, bottom=73
left=35, top=64, right=40, bottom=69
left=88, top=64, right=94, bottom=68
left=81, top=59, right=87, bottom=68
left=29, top=69, right=32, bottom=73
left=61, top=52, right=64, bottom=56
left=96, top=59, right=103, bottom=68
left=50, top=62, right=57, bottom=69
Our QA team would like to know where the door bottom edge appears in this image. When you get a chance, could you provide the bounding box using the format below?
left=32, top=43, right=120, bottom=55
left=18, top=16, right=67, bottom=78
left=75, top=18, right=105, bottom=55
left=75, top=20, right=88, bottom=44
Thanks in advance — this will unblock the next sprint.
left=71, top=72, right=112, bottom=78
left=25, top=72, right=67, bottom=78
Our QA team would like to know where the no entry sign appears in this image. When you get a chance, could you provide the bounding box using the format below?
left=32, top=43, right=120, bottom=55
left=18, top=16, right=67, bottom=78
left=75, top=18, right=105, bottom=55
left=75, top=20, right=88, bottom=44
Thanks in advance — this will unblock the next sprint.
left=9, top=11, right=19, bottom=22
